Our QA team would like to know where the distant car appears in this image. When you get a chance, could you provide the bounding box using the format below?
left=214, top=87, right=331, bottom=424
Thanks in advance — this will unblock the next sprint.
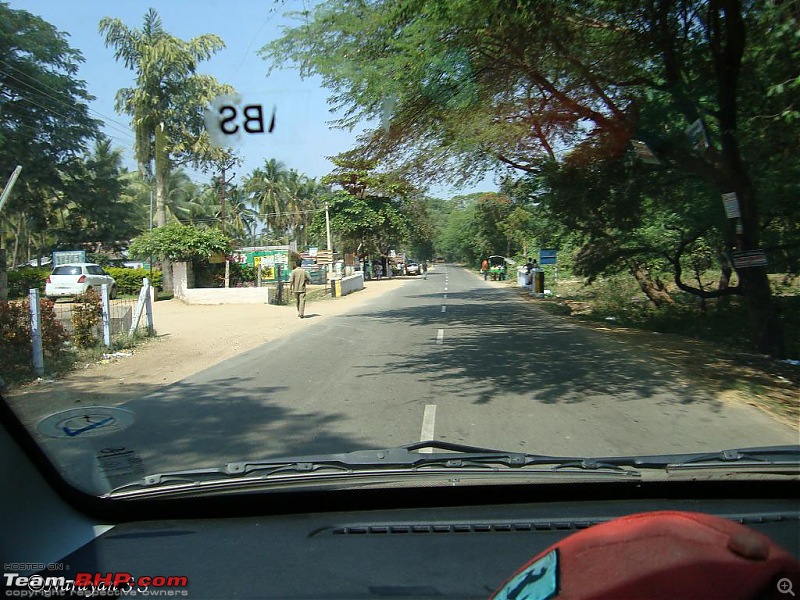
left=45, top=263, right=117, bottom=299
left=405, top=261, right=420, bottom=275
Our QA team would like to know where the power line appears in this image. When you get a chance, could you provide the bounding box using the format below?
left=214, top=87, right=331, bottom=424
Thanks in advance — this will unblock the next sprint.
left=4, top=94, right=138, bottom=153
left=0, top=58, right=137, bottom=142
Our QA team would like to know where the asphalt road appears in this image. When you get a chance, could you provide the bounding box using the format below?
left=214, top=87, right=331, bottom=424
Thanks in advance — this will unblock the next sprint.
left=39, top=265, right=798, bottom=492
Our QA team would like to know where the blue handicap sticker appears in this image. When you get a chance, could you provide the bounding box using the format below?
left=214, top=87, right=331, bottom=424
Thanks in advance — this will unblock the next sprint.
left=494, top=549, right=559, bottom=600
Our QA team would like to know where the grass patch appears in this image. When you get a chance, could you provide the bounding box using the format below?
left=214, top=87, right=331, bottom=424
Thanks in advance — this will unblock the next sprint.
left=307, top=287, right=330, bottom=303
left=535, top=274, right=799, bottom=359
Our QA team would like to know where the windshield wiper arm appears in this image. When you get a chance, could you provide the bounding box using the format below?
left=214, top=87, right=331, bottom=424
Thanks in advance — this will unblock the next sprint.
left=109, top=441, right=639, bottom=495
left=108, top=443, right=799, bottom=496
left=621, top=445, right=800, bottom=471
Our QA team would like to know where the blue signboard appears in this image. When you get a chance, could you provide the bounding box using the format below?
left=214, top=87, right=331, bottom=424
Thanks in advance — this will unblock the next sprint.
left=539, top=249, right=557, bottom=265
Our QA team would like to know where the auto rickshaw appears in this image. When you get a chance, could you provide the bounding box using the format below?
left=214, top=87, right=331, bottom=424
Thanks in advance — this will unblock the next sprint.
left=487, top=255, right=509, bottom=280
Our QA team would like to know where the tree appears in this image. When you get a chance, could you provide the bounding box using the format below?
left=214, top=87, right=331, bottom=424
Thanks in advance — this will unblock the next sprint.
left=99, top=9, right=233, bottom=290
left=56, top=138, right=145, bottom=249
left=127, top=222, right=231, bottom=262
left=0, top=3, right=100, bottom=271
left=263, top=0, right=796, bottom=356
left=314, top=153, right=431, bottom=256
left=244, top=158, right=290, bottom=234
left=473, top=193, right=514, bottom=258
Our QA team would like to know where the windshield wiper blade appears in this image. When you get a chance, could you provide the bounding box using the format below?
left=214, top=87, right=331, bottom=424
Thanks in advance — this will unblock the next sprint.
left=622, top=445, right=800, bottom=471
left=108, top=441, right=639, bottom=495
left=108, top=443, right=800, bottom=496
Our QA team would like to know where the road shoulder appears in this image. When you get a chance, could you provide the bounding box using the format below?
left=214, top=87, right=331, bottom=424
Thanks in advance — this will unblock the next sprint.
left=6, top=277, right=410, bottom=430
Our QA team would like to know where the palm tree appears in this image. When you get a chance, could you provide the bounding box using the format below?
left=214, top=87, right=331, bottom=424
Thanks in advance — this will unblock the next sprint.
left=220, top=186, right=258, bottom=245
left=163, top=169, right=203, bottom=223
left=99, top=8, right=228, bottom=289
left=284, top=171, right=327, bottom=249
left=244, top=158, right=290, bottom=238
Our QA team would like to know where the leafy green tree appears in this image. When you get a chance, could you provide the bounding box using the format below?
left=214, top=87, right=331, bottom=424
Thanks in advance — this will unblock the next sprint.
left=473, top=193, right=514, bottom=258
left=264, top=0, right=796, bottom=356
left=313, top=190, right=412, bottom=257
left=0, top=3, right=101, bottom=270
left=244, top=158, right=291, bottom=236
left=436, top=200, right=480, bottom=264
left=244, top=159, right=328, bottom=249
left=314, top=153, right=431, bottom=256
left=99, top=8, right=233, bottom=289
left=127, top=222, right=231, bottom=262
left=56, top=139, right=145, bottom=249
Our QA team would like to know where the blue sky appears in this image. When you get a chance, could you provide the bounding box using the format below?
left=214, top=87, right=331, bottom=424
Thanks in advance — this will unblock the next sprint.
left=10, top=0, right=495, bottom=198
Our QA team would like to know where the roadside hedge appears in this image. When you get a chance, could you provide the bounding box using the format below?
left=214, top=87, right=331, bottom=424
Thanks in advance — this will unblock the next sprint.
left=6, top=266, right=161, bottom=299
left=6, top=267, right=49, bottom=300
left=106, top=268, right=162, bottom=295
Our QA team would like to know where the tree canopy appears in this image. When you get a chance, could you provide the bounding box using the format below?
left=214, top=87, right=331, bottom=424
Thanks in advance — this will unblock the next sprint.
left=263, top=0, right=799, bottom=356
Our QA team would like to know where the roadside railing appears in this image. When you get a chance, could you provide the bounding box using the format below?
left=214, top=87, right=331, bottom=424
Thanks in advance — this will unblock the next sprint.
left=0, top=279, right=155, bottom=386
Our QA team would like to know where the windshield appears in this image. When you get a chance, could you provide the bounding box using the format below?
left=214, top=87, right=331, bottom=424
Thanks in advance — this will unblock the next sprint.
left=0, top=0, right=798, bottom=500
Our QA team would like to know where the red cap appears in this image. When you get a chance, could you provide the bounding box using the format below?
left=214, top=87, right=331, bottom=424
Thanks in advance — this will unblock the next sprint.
left=491, top=511, right=800, bottom=600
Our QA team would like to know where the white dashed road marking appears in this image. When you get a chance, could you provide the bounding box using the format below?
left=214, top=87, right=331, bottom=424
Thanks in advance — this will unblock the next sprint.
left=420, top=404, right=437, bottom=452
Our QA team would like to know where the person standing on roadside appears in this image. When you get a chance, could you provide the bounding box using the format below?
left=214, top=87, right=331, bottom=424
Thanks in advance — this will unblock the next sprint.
left=289, top=258, right=311, bottom=318
left=481, top=258, right=489, bottom=280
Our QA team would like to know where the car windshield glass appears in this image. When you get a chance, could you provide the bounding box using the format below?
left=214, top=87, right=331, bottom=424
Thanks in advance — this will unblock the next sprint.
left=0, top=0, right=797, bottom=501
left=51, top=266, right=82, bottom=276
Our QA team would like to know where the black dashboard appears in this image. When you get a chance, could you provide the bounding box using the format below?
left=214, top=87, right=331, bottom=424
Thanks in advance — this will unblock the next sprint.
left=2, top=400, right=799, bottom=600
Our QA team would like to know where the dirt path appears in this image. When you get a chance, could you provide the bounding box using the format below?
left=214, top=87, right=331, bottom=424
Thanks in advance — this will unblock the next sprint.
left=6, top=278, right=410, bottom=430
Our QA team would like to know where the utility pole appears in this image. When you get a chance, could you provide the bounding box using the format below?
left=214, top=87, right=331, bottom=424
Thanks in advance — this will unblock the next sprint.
left=325, top=201, right=333, bottom=283
left=324, top=201, right=332, bottom=253
left=220, top=165, right=227, bottom=236
left=0, top=166, right=23, bottom=301
left=217, top=158, right=236, bottom=288
left=217, top=157, right=237, bottom=235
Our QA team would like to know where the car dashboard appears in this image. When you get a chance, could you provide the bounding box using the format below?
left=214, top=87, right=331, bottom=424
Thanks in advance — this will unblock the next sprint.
left=2, top=402, right=799, bottom=600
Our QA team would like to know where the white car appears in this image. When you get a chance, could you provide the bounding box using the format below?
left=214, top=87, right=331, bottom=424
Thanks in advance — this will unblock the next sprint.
left=45, top=262, right=117, bottom=299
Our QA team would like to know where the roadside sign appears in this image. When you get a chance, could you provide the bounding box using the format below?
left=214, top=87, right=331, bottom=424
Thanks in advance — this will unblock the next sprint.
left=722, top=192, right=740, bottom=218
left=686, top=119, right=709, bottom=151
left=631, top=140, right=661, bottom=165
left=539, top=249, right=557, bottom=265
left=316, top=250, right=333, bottom=265
left=52, top=250, right=86, bottom=266
left=732, top=250, right=767, bottom=268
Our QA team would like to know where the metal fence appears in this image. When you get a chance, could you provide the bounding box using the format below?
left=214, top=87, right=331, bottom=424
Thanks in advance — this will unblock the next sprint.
left=0, top=280, right=154, bottom=384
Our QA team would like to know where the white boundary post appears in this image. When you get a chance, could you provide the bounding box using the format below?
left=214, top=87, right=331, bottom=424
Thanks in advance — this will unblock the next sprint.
left=130, top=278, right=155, bottom=337
left=28, top=288, right=44, bottom=376
left=143, top=278, right=154, bottom=335
left=101, top=283, right=112, bottom=347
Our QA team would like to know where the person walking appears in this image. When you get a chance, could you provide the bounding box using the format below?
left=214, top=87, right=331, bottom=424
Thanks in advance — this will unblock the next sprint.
left=289, top=258, right=311, bottom=318
left=422, top=261, right=428, bottom=280
left=481, top=258, right=489, bottom=280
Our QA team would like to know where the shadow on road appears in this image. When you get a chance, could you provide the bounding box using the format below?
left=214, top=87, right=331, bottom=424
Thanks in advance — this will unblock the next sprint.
left=27, top=375, right=375, bottom=493
left=343, top=284, right=722, bottom=410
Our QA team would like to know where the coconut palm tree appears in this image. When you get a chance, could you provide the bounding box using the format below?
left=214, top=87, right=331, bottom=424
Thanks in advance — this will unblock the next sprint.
left=99, top=8, right=229, bottom=289
left=244, top=158, right=290, bottom=238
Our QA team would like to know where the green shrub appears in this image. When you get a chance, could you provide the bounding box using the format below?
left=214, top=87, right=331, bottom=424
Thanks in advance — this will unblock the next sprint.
left=72, top=288, right=102, bottom=348
left=106, top=267, right=162, bottom=295
left=0, top=298, right=70, bottom=383
left=7, top=267, right=49, bottom=300
left=190, top=261, right=256, bottom=288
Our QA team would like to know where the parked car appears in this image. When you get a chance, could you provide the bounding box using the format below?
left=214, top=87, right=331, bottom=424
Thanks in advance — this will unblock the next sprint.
left=45, top=262, right=117, bottom=299
left=405, top=261, right=420, bottom=275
